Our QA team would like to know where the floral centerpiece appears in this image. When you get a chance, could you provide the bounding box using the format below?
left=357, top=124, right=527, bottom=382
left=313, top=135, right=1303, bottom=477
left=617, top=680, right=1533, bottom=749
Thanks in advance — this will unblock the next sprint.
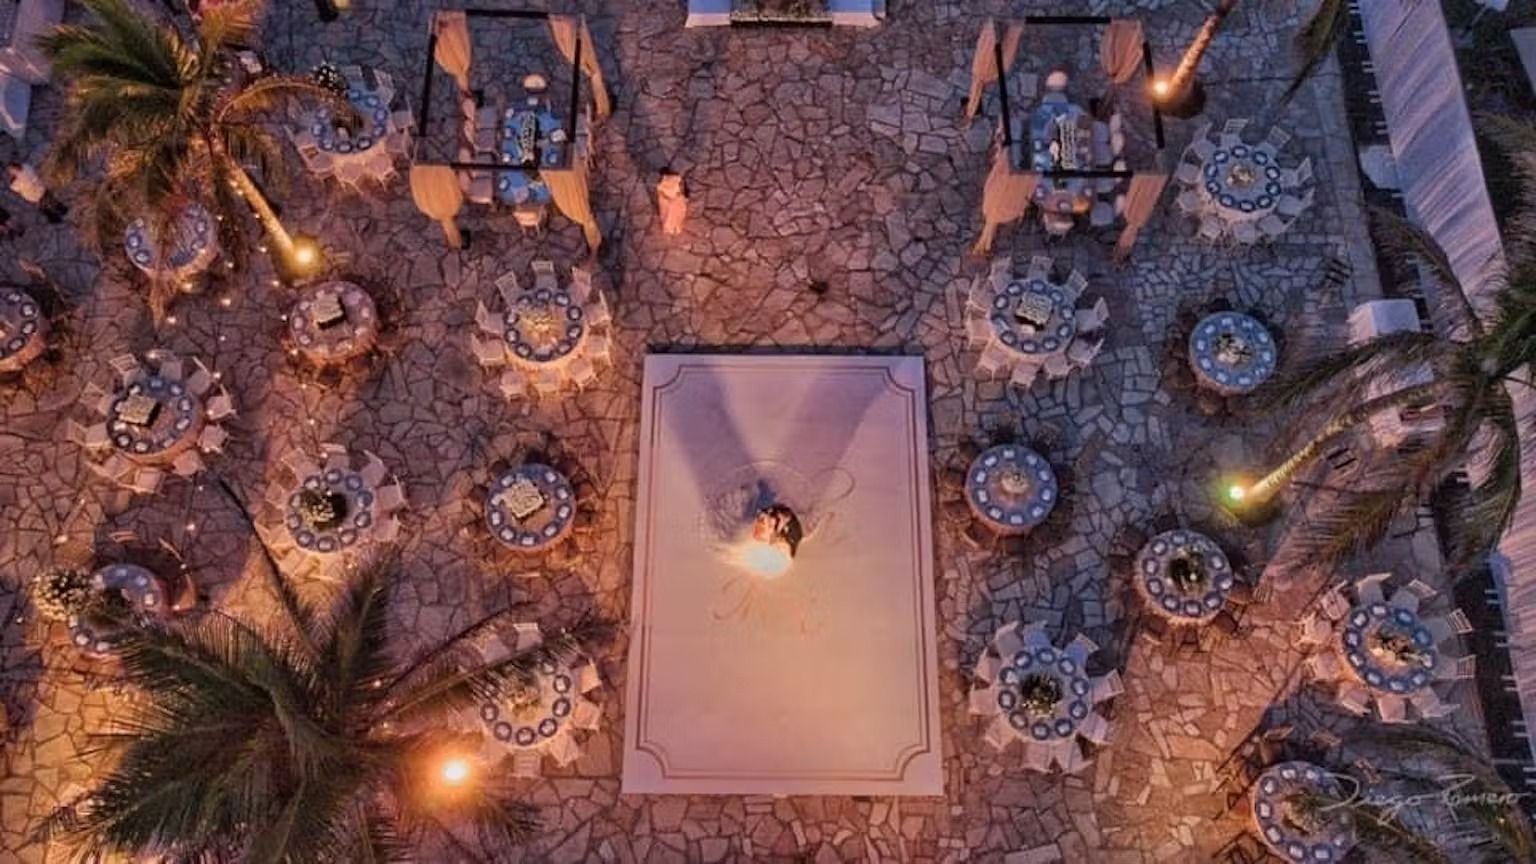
left=1369, top=624, right=1429, bottom=668
left=1214, top=331, right=1255, bottom=368
left=1018, top=673, right=1063, bottom=717
left=296, top=487, right=349, bottom=531
left=311, top=62, right=349, bottom=97
left=1168, top=550, right=1208, bottom=594
left=1226, top=163, right=1257, bottom=188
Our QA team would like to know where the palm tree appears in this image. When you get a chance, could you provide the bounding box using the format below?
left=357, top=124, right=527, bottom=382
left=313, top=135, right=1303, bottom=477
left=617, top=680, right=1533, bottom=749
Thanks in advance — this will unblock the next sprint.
left=1232, top=141, right=1536, bottom=571
left=35, top=558, right=613, bottom=862
left=40, top=0, right=336, bottom=315
left=1154, top=0, right=1353, bottom=113
left=1332, top=725, right=1536, bottom=863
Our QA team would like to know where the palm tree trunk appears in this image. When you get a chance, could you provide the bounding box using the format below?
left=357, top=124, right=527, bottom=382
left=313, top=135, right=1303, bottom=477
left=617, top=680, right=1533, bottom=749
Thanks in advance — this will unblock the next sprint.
left=1244, top=381, right=1442, bottom=505
left=1164, top=0, right=1239, bottom=101
left=223, top=156, right=296, bottom=262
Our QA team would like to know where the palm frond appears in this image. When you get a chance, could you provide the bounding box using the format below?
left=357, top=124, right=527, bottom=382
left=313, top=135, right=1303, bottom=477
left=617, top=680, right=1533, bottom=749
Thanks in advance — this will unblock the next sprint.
left=1369, top=207, right=1490, bottom=340
left=379, top=615, right=614, bottom=726
left=317, top=556, right=398, bottom=723
left=1283, top=0, right=1348, bottom=102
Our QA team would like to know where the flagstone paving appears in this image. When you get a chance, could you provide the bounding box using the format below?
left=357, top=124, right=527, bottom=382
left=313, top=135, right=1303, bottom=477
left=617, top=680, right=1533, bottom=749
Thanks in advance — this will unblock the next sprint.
left=0, top=1, right=1482, bottom=862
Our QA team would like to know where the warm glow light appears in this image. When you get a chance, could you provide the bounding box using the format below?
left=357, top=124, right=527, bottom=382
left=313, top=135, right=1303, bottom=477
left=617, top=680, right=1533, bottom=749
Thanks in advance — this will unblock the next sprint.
left=439, top=758, right=470, bottom=786
left=291, top=238, right=321, bottom=272
left=1152, top=79, right=1170, bottom=98
left=1227, top=484, right=1246, bottom=503
left=738, top=540, right=793, bottom=578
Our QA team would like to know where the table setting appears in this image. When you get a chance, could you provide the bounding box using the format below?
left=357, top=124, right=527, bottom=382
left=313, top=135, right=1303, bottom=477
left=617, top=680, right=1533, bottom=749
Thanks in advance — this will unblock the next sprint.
left=0, top=285, right=46, bottom=373
left=1132, top=530, right=1235, bottom=624
left=1188, top=312, right=1277, bottom=395
left=66, top=564, right=172, bottom=656
left=294, top=63, right=402, bottom=185
left=288, top=280, right=379, bottom=366
left=122, top=202, right=219, bottom=281
left=1251, top=761, right=1357, bottom=863
left=965, top=444, right=1058, bottom=534
left=485, top=463, right=577, bottom=551
left=471, top=263, right=612, bottom=400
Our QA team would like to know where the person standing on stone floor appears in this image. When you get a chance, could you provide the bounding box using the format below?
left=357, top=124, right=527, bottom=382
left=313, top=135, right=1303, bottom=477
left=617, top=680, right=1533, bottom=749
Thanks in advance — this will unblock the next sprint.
left=657, top=167, right=688, bottom=236
left=6, top=161, right=67, bottom=224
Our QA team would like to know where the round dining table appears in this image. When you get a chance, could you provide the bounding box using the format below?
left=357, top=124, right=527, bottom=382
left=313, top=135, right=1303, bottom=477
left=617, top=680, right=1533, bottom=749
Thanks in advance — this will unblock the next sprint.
left=485, top=463, right=577, bottom=551
left=107, top=373, right=205, bottom=464
left=1251, top=761, right=1356, bottom=863
left=0, top=286, right=46, bottom=373
left=965, top=444, right=1059, bottom=534
left=1188, top=312, right=1277, bottom=395
left=503, top=286, right=588, bottom=368
left=987, top=278, right=1077, bottom=361
left=288, top=280, right=379, bottom=365
left=1201, top=144, right=1285, bottom=223
left=123, top=203, right=219, bottom=281
left=1133, top=530, right=1235, bottom=623
left=284, top=465, right=381, bottom=556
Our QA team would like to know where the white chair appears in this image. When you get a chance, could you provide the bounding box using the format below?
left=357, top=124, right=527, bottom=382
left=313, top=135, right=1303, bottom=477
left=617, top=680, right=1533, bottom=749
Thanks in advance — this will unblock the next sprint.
left=1405, top=578, right=1438, bottom=600
left=975, top=344, right=1008, bottom=380
left=1277, top=188, right=1314, bottom=218
left=1066, top=336, right=1104, bottom=369
left=1257, top=214, right=1287, bottom=241
left=586, top=292, right=612, bottom=329
left=374, top=515, right=402, bottom=544
left=1197, top=217, right=1224, bottom=243
left=360, top=451, right=389, bottom=486
left=983, top=718, right=1013, bottom=752
left=474, top=301, right=505, bottom=336
left=531, top=259, right=557, bottom=286
left=498, top=369, right=527, bottom=399
left=1066, top=633, right=1099, bottom=664
left=1021, top=741, right=1054, bottom=772
left=1110, top=131, right=1125, bottom=156
left=1184, top=121, right=1212, bottom=156
left=1089, top=670, right=1123, bottom=703
left=1232, top=221, right=1260, bottom=245
left=1376, top=694, right=1408, bottom=724
left=1079, top=712, right=1111, bottom=745
left=1008, top=362, right=1039, bottom=390
left=585, top=332, right=612, bottom=364
left=281, top=450, right=321, bottom=479
left=465, top=172, right=494, bottom=204
left=1074, top=307, right=1102, bottom=334
left=1320, top=588, right=1351, bottom=621
left=1306, top=652, right=1340, bottom=680
left=469, top=334, right=506, bottom=368
left=967, top=278, right=992, bottom=312
left=1336, top=681, right=1372, bottom=716
left=185, top=361, right=214, bottom=396
left=290, top=127, right=318, bottom=155
left=1287, top=157, right=1314, bottom=187
left=1221, top=117, right=1248, bottom=138
left=495, top=271, right=521, bottom=305
left=1175, top=189, right=1202, bottom=215
left=109, top=353, right=141, bottom=381
left=171, top=450, right=203, bottom=478
left=1174, top=162, right=1202, bottom=186
left=376, top=483, right=406, bottom=512
left=567, top=354, right=598, bottom=389
left=1191, top=136, right=1216, bottom=162
left=1027, top=255, right=1053, bottom=280
left=569, top=267, right=593, bottom=301
left=965, top=315, right=992, bottom=351
left=532, top=368, right=563, bottom=397
left=128, top=467, right=164, bottom=495
left=969, top=685, right=997, bottom=716
left=1447, top=608, right=1473, bottom=634
left=1064, top=271, right=1088, bottom=297
left=1265, top=125, right=1292, bottom=151
left=205, top=393, right=236, bottom=421
left=1089, top=201, right=1115, bottom=228
left=1043, top=352, right=1072, bottom=379
left=68, top=420, right=110, bottom=450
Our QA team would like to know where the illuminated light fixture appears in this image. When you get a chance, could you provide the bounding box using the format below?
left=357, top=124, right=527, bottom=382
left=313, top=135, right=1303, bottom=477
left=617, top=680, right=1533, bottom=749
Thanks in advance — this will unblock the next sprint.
left=290, top=236, right=322, bottom=273
left=439, top=757, right=470, bottom=786
left=1152, top=78, right=1170, bottom=99
left=1226, top=483, right=1246, bottom=503
left=740, top=504, right=803, bottom=578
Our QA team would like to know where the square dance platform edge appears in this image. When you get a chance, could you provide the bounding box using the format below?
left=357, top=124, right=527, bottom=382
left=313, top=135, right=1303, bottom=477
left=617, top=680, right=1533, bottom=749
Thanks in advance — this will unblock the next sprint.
left=623, top=354, right=942, bottom=796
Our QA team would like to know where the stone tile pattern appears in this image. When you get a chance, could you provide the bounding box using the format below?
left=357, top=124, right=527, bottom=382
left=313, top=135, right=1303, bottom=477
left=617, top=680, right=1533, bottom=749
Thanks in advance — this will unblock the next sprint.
left=0, top=1, right=1471, bottom=862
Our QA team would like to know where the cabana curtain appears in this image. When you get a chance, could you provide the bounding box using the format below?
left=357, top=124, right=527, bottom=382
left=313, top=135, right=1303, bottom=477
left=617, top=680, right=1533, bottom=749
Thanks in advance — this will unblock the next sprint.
left=965, top=19, right=1023, bottom=121
left=1100, top=19, right=1144, bottom=84
left=409, top=164, right=465, bottom=248
left=1112, top=172, right=1169, bottom=262
left=550, top=15, right=611, bottom=119
left=543, top=158, right=601, bottom=251
left=973, top=157, right=1037, bottom=254
left=433, top=11, right=472, bottom=94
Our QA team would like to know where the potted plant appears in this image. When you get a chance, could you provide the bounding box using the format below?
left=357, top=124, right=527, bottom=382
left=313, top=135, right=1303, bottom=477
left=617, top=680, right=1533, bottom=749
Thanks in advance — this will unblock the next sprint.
left=31, top=568, right=94, bottom=622
left=731, top=0, right=830, bottom=24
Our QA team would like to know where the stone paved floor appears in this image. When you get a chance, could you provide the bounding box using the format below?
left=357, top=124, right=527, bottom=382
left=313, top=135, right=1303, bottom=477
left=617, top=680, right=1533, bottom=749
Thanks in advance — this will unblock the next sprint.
left=0, top=1, right=1484, bottom=862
